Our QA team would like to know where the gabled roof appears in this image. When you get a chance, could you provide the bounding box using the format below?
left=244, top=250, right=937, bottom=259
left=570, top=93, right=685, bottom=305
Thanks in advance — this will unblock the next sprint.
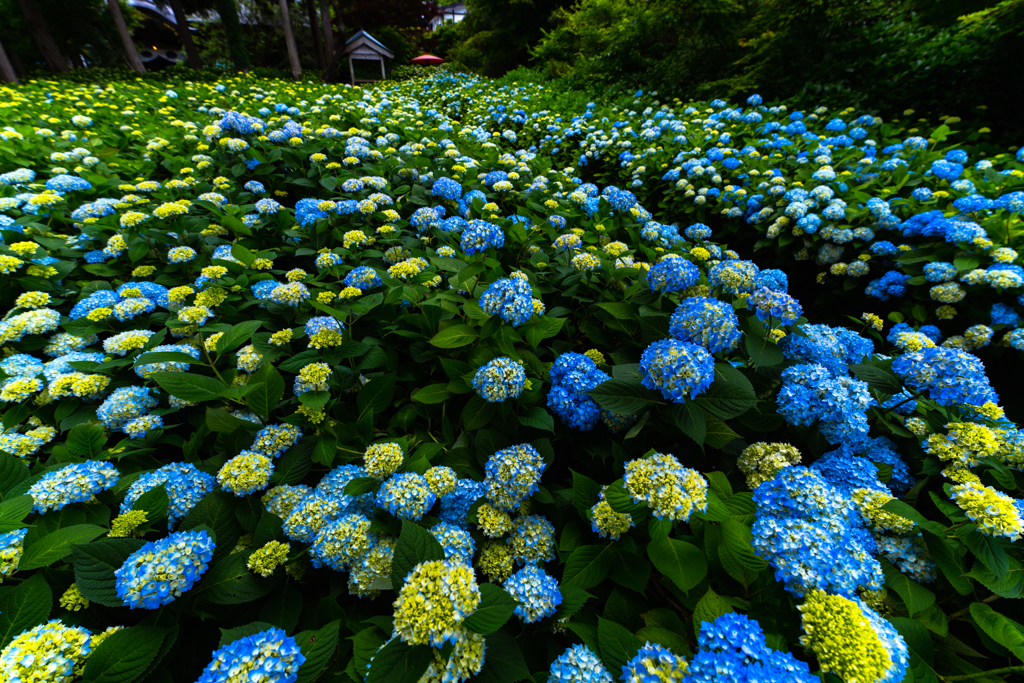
left=342, top=30, right=394, bottom=59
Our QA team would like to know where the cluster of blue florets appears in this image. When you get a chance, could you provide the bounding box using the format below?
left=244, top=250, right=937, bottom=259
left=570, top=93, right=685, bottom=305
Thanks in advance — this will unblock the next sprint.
left=115, top=530, right=215, bottom=609
left=479, top=275, right=533, bottom=325
left=752, top=466, right=882, bottom=597
left=461, top=219, right=504, bottom=254
left=668, top=297, right=742, bottom=352
left=648, top=257, right=699, bottom=292
left=196, top=628, right=305, bottom=683
left=685, top=613, right=817, bottom=682
left=776, top=364, right=874, bottom=445
left=547, top=352, right=610, bottom=430
left=640, top=338, right=715, bottom=402
left=892, top=345, right=998, bottom=406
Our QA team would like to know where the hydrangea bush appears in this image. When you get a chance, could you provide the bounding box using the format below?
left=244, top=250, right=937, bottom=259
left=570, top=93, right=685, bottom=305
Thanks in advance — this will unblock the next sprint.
left=411, top=73, right=1024, bottom=354
left=0, top=71, right=1023, bottom=683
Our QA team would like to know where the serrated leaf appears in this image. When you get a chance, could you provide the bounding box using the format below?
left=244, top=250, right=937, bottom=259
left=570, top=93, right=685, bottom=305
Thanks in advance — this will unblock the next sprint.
left=720, top=518, right=768, bottom=572
left=517, top=406, right=555, bottom=433
left=391, top=520, right=446, bottom=591
left=464, top=583, right=517, bottom=634
left=461, top=395, right=496, bottom=430
left=571, top=470, right=600, bottom=522
left=72, top=537, right=146, bottom=607
left=193, top=551, right=279, bottom=604
left=19, top=523, right=106, bottom=570
left=882, top=558, right=936, bottom=615
left=181, top=491, right=243, bottom=561
left=260, top=582, right=302, bottom=633
left=0, top=452, right=29, bottom=499
left=969, top=603, right=1024, bottom=661
left=692, top=587, right=734, bottom=639
left=357, top=373, right=396, bottom=423
left=366, top=638, right=432, bottom=683
left=149, top=371, right=227, bottom=402
left=0, top=495, right=33, bottom=534
left=66, top=423, right=106, bottom=458
left=672, top=401, right=706, bottom=447
left=246, top=363, right=285, bottom=420
left=587, top=378, right=664, bottom=414
left=693, top=364, right=757, bottom=419
left=963, top=529, right=1008, bottom=578
left=922, top=530, right=972, bottom=596
left=429, top=324, right=478, bottom=348
left=554, top=585, right=593, bottom=621
left=413, top=383, right=453, bottom=404
left=206, top=407, right=256, bottom=432
left=850, top=363, right=903, bottom=395
left=215, top=320, right=264, bottom=354
left=295, top=620, right=342, bottom=683
left=648, top=535, right=707, bottom=592
left=562, top=544, right=613, bottom=589
left=131, top=484, right=169, bottom=524
left=81, top=626, right=169, bottom=683
left=0, top=573, right=51, bottom=648
left=598, top=616, right=641, bottom=674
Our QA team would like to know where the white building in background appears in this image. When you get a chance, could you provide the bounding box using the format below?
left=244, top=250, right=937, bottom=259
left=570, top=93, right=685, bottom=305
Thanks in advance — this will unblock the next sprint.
left=428, top=2, right=467, bottom=31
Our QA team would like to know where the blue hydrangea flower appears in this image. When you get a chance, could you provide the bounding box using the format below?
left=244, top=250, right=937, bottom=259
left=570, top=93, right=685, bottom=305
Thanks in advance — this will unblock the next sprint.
left=484, top=444, right=547, bottom=512
left=432, top=177, right=462, bottom=200
left=344, top=266, right=383, bottom=289
left=461, top=219, right=504, bottom=254
left=639, top=339, right=715, bottom=402
left=648, top=257, right=699, bottom=293
left=891, top=346, right=998, bottom=407
left=473, top=357, right=526, bottom=402
left=430, top=521, right=476, bottom=565
left=122, top=463, right=216, bottom=527
left=749, top=287, right=802, bottom=324
left=479, top=274, right=533, bottom=325
left=97, top=386, right=158, bottom=431
left=503, top=565, right=561, bottom=623
left=776, top=364, right=874, bottom=446
left=197, top=628, right=305, bottom=683
left=30, top=461, right=119, bottom=514
left=549, top=644, right=613, bottom=683
left=779, top=324, right=873, bottom=376
left=438, top=479, right=487, bottom=528
left=309, top=513, right=373, bottom=570
left=752, top=466, right=882, bottom=597
left=668, top=297, right=741, bottom=352
left=547, top=352, right=611, bottom=431
left=115, top=530, right=215, bottom=608
left=684, top=613, right=816, bottom=682
left=376, top=473, right=437, bottom=520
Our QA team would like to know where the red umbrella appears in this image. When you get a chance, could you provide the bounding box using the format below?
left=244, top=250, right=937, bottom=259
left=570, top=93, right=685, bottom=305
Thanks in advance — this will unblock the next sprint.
left=411, top=54, right=445, bottom=66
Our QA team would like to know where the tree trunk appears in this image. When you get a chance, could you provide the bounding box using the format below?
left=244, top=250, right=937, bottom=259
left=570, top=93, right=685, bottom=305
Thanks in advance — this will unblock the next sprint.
left=107, top=0, right=145, bottom=73
left=167, top=0, right=202, bottom=69
left=304, top=0, right=324, bottom=71
left=214, top=0, right=250, bottom=72
left=15, top=0, right=68, bottom=73
left=0, top=38, right=18, bottom=84
left=278, top=0, right=301, bottom=80
left=320, top=0, right=336, bottom=81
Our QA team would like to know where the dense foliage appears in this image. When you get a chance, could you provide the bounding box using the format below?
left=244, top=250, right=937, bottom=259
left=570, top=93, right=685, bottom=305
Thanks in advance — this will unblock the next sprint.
left=0, top=69, right=1023, bottom=683
left=441, top=0, right=1024, bottom=135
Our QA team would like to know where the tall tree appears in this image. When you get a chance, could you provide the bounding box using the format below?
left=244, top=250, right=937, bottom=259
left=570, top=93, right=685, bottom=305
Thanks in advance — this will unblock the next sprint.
left=321, top=0, right=341, bottom=81
left=107, top=0, right=145, bottom=72
left=0, top=37, right=17, bottom=83
left=304, top=0, right=325, bottom=70
left=278, top=0, right=301, bottom=79
left=213, top=0, right=250, bottom=71
left=166, top=0, right=202, bottom=68
left=15, top=0, right=69, bottom=73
